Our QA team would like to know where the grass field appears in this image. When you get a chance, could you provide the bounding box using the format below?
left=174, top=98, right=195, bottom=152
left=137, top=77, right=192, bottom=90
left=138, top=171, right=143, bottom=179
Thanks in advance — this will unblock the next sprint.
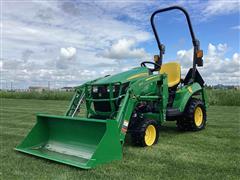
left=1, top=98, right=240, bottom=179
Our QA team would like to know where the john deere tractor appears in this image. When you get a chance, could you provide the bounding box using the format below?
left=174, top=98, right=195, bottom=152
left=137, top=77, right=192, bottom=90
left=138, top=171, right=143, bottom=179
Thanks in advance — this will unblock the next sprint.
left=16, top=6, right=208, bottom=169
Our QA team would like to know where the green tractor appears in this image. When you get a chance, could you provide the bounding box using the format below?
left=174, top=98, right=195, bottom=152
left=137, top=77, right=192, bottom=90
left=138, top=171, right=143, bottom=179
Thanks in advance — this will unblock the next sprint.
left=16, top=6, right=208, bottom=169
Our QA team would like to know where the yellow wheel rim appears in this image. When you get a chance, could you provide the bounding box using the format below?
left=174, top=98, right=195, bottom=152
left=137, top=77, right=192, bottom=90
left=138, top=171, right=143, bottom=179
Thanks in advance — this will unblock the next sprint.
left=194, top=107, right=203, bottom=127
left=144, top=125, right=156, bottom=146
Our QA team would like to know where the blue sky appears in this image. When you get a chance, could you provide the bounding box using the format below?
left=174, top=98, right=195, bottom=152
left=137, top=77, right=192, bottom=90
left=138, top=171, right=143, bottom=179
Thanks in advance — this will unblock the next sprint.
left=1, top=0, right=239, bottom=89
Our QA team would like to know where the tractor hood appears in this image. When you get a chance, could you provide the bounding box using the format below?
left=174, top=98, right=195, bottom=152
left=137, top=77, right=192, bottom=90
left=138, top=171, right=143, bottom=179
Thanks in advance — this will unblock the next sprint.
left=92, top=67, right=150, bottom=85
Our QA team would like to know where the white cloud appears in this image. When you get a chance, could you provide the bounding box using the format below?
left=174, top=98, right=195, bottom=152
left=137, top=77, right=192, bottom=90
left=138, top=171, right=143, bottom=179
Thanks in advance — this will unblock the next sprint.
left=101, top=38, right=149, bottom=60
left=60, top=47, right=77, bottom=59
left=1, top=1, right=239, bottom=89
left=0, top=61, right=3, bottom=69
left=93, top=1, right=239, bottom=23
left=176, top=43, right=240, bottom=85
left=202, top=1, right=239, bottom=19
left=177, top=48, right=193, bottom=69
left=231, top=25, right=240, bottom=30
left=2, top=1, right=151, bottom=59
left=2, top=1, right=152, bottom=88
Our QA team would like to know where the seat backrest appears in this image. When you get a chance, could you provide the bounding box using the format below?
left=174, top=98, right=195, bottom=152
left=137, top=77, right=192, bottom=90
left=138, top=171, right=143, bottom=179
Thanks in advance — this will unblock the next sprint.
left=160, top=62, right=181, bottom=87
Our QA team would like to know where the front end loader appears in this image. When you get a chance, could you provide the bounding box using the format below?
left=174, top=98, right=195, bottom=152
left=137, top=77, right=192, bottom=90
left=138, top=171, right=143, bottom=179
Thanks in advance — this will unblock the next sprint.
left=16, top=6, right=208, bottom=169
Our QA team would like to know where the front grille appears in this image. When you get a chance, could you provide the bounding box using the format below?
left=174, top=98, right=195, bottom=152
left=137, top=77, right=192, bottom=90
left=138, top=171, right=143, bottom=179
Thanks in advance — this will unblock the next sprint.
left=91, top=85, right=120, bottom=112
left=93, top=101, right=111, bottom=112
left=92, top=85, right=110, bottom=99
left=87, top=83, right=129, bottom=113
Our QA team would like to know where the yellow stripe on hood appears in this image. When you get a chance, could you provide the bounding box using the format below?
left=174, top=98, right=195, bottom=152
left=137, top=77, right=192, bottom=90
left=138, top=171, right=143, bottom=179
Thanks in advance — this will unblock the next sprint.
left=127, top=73, right=148, bottom=80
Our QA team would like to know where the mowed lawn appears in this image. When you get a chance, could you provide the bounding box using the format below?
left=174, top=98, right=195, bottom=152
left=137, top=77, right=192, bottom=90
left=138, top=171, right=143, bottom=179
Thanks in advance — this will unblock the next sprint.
left=0, top=98, right=239, bottom=180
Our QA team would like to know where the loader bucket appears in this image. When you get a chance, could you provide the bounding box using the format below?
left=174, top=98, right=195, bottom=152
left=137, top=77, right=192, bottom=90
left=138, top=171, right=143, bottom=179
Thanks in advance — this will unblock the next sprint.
left=15, top=114, right=122, bottom=169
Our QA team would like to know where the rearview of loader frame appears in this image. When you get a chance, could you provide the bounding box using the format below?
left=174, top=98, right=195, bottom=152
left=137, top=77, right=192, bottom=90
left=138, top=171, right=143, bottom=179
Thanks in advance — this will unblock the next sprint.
left=16, top=6, right=208, bottom=169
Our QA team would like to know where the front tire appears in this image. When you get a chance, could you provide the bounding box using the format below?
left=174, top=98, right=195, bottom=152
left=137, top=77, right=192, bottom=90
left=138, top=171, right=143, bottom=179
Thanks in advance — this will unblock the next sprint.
left=131, top=119, right=159, bottom=147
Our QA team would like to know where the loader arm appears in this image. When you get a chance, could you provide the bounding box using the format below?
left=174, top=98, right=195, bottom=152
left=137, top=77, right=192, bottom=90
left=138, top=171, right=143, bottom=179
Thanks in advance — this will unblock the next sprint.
left=65, top=76, right=109, bottom=117
left=116, top=74, right=169, bottom=142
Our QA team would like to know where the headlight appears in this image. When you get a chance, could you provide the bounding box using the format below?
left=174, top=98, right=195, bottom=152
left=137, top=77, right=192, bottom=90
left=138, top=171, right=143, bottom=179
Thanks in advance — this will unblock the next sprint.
left=92, top=86, right=98, bottom=93
left=107, top=86, right=115, bottom=93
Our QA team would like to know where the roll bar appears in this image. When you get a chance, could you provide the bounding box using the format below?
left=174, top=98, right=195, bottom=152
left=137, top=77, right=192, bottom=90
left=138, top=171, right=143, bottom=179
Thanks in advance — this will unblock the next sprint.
left=150, top=6, right=203, bottom=81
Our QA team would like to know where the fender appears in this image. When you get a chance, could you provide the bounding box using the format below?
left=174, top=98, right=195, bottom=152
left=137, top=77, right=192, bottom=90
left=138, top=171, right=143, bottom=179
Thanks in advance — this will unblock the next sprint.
left=173, top=83, right=202, bottom=112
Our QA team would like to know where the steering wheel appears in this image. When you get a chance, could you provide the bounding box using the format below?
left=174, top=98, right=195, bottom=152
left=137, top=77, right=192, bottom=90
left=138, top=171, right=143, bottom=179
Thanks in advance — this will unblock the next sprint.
left=141, top=61, right=161, bottom=71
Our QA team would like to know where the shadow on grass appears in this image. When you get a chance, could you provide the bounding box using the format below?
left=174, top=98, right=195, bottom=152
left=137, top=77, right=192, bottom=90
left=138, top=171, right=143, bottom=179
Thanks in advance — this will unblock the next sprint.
left=159, top=124, right=178, bottom=134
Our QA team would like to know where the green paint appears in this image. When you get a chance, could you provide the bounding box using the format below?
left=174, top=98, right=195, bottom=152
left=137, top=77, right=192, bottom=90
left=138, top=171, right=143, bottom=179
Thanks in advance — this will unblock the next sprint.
left=173, top=83, right=203, bottom=112
left=16, top=67, right=206, bottom=169
left=92, top=67, right=149, bottom=85
left=16, top=114, right=122, bottom=169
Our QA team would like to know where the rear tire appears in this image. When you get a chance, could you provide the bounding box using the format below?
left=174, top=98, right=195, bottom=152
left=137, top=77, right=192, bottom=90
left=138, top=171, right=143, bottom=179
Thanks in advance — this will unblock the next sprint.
left=177, top=98, right=206, bottom=131
left=131, top=119, right=159, bottom=147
